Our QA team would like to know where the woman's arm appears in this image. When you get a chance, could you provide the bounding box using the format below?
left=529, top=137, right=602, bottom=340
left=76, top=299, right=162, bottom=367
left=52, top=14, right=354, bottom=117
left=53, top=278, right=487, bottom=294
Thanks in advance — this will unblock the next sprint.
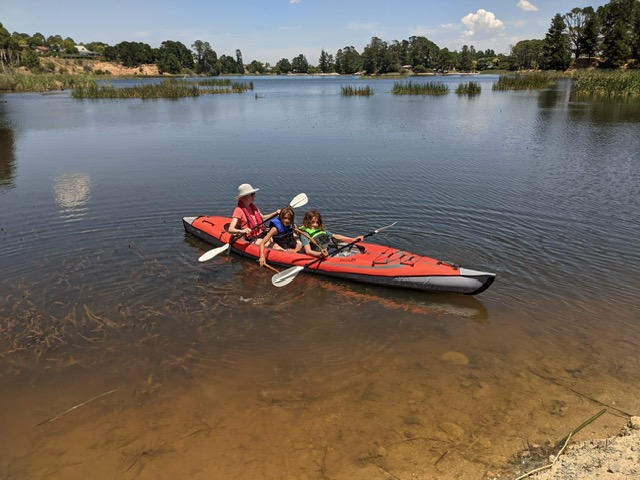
left=229, top=217, right=251, bottom=236
left=259, top=227, right=277, bottom=266
left=263, top=209, right=281, bottom=221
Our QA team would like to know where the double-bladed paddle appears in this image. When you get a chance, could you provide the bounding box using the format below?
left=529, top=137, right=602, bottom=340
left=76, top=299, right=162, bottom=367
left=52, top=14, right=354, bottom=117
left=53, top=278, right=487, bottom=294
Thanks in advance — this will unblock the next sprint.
left=271, top=221, right=397, bottom=287
left=198, top=193, right=308, bottom=262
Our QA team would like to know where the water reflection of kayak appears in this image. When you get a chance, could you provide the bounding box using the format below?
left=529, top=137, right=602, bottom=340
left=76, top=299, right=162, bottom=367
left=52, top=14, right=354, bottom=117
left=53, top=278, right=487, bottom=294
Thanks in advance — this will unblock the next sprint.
left=183, top=216, right=496, bottom=295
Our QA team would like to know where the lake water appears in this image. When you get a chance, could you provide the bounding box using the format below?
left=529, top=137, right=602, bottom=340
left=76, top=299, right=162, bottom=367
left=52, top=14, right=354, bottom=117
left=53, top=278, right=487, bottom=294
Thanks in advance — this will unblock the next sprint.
left=1, top=75, right=639, bottom=479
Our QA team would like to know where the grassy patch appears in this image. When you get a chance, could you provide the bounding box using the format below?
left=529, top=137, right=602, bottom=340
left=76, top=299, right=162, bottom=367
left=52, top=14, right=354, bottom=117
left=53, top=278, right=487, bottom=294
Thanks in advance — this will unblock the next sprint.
left=455, top=81, right=482, bottom=95
left=341, top=85, right=373, bottom=96
left=572, top=70, right=640, bottom=98
left=72, top=79, right=254, bottom=98
left=0, top=72, right=96, bottom=92
left=392, top=81, right=449, bottom=95
left=492, top=72, right=560, bottom=90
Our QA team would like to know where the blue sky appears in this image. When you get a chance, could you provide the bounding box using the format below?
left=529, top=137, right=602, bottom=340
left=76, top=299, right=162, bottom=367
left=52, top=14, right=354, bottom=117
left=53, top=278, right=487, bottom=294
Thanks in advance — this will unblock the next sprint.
left=1, top=0, right=607, bottom=63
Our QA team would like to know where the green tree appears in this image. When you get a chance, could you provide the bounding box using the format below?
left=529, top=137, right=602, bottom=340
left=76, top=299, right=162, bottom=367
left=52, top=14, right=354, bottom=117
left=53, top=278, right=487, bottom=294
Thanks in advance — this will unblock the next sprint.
left=62, top=37, right=77, bottom=54
left=318, top=49, right=334, bottom=73
left=579, top=7, right=600, bottom=59
left=334, top=46, right=361, bottom=74
left=459, top=45, right=473, bottom=71
left=192, top=40, right=218, bottom=75
left=248, top=60, right=264, bottom=73
left=218, top=54, right=238, bottom=73
left=599, top=0, right=633, bottom=67
left=235, top=49, right=244, bottom=73
left=113, top=41, right=154, bottom=66
left=29, top=32, right=46, bottom=47
left=362, top=37, right=388, bottom=74
left=291, top=53, right=309, bottom=73
left=20, top=48, right=40, bottom=70
left=511, top=39, right=545, bottom=69
left=632, top=1, right=640, bottom=62
left=46, top=35, right=64, bottom=53
left=542, top=14, right=571, bottom=70
left=157, top=53, right=181, bottom=74
left=564, top=7, right=590, bottom=60
left=436, top=48, right=456, bottom=71
left=275, top=57, right=292, bottom=74
left=408, top=36, right=439, bottom=69
left=157, top=40, right=194, bottom=70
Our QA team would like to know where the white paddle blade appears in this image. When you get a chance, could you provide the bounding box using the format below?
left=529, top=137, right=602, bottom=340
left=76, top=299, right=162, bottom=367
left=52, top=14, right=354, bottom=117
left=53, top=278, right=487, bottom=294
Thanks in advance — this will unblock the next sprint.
left=374, top=221, right=398, bottom=234
left=198, top=243, right=229, bottom=262
left=289, top=193, right=308, bottom=209
left=271, top=266, right=304, bottom=287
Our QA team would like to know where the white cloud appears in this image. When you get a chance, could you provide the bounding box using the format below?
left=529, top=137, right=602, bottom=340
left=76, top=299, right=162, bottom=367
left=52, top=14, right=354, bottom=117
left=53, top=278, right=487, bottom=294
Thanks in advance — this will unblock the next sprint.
left=346, top=21, right=378, bottom=31
left=517, top=0, right=538, bottom=12
left=409, top=25, right=435, bottom=36
left=461, top=9, right=505, bottom=41
left=289, top=0, right=301, bottom=4
left=440, top=23, right=459, bottom=30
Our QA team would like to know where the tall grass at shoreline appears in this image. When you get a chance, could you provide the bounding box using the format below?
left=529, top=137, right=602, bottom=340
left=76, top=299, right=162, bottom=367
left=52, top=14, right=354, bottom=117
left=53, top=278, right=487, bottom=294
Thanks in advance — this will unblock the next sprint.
left=0, top=72, right=96, bottom=92
left=196, top=79, right=232, bottom=86
left=341, top=85, right=373, bottom=96
left=573, top=70, right=640, bottom=98
left=492, top=72, right=560, bottom=90
left=455, top=81, right=481, bottom=95
left=72, top=79, right=254, bottom=98
left=392, top=81, right=448, bottom=95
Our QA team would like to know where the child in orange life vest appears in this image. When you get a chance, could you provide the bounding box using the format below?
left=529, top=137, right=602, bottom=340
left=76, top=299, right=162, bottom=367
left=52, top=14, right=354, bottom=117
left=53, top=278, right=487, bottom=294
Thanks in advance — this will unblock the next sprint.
left=259, top=207, right=302, bottom=266
left=228, top=183, right=280, bottom=245
left=298, top=210, right=363, bottom=258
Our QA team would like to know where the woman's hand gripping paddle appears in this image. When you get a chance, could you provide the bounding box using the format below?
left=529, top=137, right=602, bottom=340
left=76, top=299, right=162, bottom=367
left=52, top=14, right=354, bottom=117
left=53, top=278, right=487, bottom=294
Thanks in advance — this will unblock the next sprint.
left=271, top=222, right=397, bottom=287
left=197, top=193, right=308, bottom=262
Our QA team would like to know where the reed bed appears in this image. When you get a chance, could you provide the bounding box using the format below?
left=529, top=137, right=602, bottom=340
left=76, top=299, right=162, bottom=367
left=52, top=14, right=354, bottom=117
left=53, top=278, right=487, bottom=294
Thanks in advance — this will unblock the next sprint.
left=572, top=70, right=640, bottom=98
left=196, top=78, right=232, bottom=86
left=72, top=80, right=201, bottom=98
left=72, top=79, right=254, bottom=98
left=392, top=81, right=449, bottom=95
left=455, top=81, right=482, bottom=95
left=0, top=72, right=96, bottom=92
left=341, top=85, right=373, bottom=96
left=492, top=72, right=559, bottom=90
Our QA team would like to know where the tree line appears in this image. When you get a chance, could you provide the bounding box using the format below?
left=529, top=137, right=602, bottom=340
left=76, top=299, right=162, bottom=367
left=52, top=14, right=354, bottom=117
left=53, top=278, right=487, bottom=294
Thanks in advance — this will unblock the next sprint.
left=2, top=0, right=639, bottom=75
left=511, top=0, right=640, bottom=70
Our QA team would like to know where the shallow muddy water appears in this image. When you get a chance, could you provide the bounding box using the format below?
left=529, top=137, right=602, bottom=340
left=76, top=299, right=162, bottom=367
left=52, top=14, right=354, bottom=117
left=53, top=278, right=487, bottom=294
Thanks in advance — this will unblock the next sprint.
left=1, top=75, right=639, bottom=479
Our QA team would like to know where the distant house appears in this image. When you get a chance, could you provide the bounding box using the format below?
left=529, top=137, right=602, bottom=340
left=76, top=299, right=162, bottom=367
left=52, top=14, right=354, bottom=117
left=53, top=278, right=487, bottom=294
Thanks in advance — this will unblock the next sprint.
left=75, top=45, right=98, bottom=57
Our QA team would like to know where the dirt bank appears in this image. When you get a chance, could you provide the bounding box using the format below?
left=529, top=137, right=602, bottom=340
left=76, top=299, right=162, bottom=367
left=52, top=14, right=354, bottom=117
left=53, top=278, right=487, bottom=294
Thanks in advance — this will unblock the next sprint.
left=37, top=57, right=159, bottom=76
left=522, top=417, right=640, bottom=480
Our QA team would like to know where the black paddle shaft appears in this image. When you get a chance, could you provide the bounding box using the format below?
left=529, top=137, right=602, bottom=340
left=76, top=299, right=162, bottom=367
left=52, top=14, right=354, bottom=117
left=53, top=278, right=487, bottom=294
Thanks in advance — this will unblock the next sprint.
left=302, top=230, right=376, bottom=270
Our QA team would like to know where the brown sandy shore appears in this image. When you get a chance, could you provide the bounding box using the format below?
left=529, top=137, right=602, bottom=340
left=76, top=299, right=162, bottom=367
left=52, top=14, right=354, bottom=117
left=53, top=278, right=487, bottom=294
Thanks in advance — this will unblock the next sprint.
left=526, top=417, right=640, bottom=480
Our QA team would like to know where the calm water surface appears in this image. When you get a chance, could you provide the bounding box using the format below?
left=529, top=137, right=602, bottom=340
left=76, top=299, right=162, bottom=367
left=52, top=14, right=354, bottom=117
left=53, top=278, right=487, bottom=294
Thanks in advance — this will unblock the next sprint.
left=1, top=75, right=639, bottom=479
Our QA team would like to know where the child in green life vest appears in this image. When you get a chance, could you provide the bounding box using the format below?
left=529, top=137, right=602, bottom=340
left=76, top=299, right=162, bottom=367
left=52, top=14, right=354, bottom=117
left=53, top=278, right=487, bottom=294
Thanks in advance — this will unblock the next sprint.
left=297, top=210, right=364, bottom=258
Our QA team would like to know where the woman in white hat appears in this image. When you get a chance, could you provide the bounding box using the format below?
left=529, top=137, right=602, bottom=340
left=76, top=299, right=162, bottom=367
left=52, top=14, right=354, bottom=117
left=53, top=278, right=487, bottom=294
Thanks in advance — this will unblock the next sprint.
left=228, top=183, right=280, bottom=244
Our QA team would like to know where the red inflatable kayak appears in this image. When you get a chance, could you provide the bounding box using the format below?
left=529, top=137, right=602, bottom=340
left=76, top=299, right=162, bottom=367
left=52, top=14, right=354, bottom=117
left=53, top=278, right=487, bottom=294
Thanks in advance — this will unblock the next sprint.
left=183, top=215, right=495, bottom=295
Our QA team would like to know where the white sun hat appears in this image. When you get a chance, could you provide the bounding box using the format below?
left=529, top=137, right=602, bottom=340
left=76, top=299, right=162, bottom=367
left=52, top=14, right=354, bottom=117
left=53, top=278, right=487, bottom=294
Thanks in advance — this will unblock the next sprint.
left=236, top=183, right=260, bottom=198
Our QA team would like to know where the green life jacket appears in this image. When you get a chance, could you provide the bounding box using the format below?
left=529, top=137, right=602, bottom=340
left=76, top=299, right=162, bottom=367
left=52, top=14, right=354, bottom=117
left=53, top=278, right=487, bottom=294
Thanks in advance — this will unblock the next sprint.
left=299, top=226, right=335, bottom=250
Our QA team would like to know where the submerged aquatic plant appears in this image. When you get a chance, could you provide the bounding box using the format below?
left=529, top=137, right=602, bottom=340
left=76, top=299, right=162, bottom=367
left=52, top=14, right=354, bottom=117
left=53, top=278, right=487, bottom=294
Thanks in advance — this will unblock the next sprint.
left=392, top=81, right=449, bottom=95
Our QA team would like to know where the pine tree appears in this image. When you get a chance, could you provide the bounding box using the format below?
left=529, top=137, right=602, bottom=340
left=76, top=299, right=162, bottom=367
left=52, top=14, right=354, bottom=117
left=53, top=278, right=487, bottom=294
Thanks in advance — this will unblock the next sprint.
left=542, top=14, right=571, bottom=70
left=599, top=0, right=633, bottom=67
